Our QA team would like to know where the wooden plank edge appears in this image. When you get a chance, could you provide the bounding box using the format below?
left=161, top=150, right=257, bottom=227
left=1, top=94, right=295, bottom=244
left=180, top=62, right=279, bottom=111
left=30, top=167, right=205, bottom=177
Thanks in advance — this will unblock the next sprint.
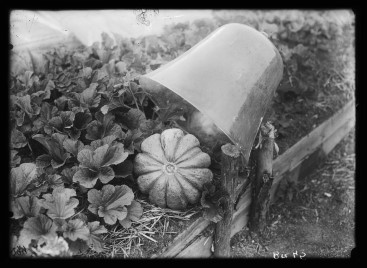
left=154, top=217, right=211, bottom=258
left=176, top=236, right=213, bottom=258
left=269, top=108, right=355, bottom=203
left=272, top=99, right=355, bottom=180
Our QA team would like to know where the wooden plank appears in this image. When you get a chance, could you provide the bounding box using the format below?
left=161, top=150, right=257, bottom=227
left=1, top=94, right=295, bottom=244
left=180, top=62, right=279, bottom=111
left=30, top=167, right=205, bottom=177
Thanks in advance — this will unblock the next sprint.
left=176, top=236, right=213, bottom=258
left=297, top=113, right=355, bottom=182
left=269, top=100, right=355, bottom=202
left=157, top=100, right=355, bottom=258
left=272, top=100, right=354, bottom=182
left=231, top=187, right=251, bottom=237
left=156, top=217, right=211, bottom=258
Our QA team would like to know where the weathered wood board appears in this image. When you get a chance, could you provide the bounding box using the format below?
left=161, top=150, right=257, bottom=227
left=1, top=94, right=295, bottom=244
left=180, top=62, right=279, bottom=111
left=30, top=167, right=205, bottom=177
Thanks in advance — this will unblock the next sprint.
left=157, top=100, right=355, bottom=258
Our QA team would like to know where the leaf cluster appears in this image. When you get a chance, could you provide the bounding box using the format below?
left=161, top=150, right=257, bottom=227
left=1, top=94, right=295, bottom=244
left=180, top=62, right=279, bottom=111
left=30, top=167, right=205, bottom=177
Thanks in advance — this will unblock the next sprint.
left=9, top=34, right=171, bottom=256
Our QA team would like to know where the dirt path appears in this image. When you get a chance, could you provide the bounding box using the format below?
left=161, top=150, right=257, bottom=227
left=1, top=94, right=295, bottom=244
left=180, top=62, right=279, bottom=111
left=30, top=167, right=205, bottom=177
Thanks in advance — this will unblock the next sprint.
left=231, top=129, right=355, bottom=259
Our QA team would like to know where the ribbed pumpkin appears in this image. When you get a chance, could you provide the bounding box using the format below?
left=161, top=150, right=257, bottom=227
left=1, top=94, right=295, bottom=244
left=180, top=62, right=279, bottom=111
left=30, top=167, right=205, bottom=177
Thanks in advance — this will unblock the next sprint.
left=134, top=128, right=213, bottom=210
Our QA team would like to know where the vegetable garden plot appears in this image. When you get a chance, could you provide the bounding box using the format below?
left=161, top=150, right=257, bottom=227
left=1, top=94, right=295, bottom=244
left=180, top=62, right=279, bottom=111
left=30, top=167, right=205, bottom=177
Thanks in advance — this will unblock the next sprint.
left=9, top=10, right=354, bottom=258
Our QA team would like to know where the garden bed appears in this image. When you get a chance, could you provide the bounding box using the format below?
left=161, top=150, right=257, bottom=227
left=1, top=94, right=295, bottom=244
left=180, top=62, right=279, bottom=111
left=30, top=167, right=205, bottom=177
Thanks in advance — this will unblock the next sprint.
left=9, top=10, right=354, bottom=258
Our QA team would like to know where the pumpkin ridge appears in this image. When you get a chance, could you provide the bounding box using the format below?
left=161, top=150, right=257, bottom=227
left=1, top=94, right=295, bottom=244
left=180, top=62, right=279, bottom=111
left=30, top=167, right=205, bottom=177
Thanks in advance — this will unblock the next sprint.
left=134, top=128, right=213, bottom=210
left=164, top=175, right=168, bottom=208
left=134, top=154, right=164, bottom=175
left=173, top=134, right=199, bottom=161
left=170, top=133, right=185, bottom=162
left=174, top=173, right=197, bottom=204
left=176, top=167, right=213, bottom=189
left=160, top=129, right=184, bottom=162
left=174, top=134, right=194, bottom=162
left=137, top=171, right=164, bottom=192
left=145, top=152, right=166, bottom=165
left=137, top=169, right=162, bottom=176
left=175, top=168, right=201, bottom=189
left=174, top=175, right=188, bottom=204
left=174, top=147, right=202, bottom=164
left=149, top=174, right=168, bottom=208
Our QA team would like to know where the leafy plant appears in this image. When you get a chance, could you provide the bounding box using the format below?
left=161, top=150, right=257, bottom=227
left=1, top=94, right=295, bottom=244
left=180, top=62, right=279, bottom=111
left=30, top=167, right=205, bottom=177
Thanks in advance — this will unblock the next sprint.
left=63, top=219, right=90, bottom=241
left=38, top=187, right=79, bottom=220
left=33, top=133, right=70, bottom=168
left=86, top=221, right=108, bottom=252
left=11, top=195, right=41, bottom=219
left=32, top=235, right=70, bottom=257
left=11, top=128, right=28, bottom=149
left=68, top=83, right=101, bottom=110
left=17, top=214, right=58, bottom=248
left=87, top=184, right=134, bottom=225
left=118, top=200, right=143, bottom=228
left=10, top=162, right=38, bottom=197
left=85, top=112, right=124, bottom=141
left=73, top=142, right=128, bottom=188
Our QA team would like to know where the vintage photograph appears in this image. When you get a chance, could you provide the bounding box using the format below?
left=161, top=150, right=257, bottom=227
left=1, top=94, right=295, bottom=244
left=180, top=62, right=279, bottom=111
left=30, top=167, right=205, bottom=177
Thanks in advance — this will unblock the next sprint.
left=9, top=9, right=355, bottom=258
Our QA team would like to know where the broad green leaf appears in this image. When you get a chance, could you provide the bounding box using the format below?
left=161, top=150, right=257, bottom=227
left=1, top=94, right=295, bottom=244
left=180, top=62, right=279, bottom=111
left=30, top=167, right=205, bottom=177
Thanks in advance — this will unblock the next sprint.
left=78, top=67, right=92, bottom=78
left=39, top=187, right=79, bottom=219
left=98, top=166, right=115, bottom=184
left=72, top=168, right=99, bottom=188
left=49, top=111, right=75, bottom=131
left=11, top=195, right=41, bottom=219
left=85, top=112, right=124, bottom=141
left=18, top=70, right=37, bottom=88
left=18, top=214, right=58, bottom=248
left=77, top=142, right=127, bottom=170
left=85, top=135, right=117, bottom=151
left=36, top=154, right=52, bottom=168
left=66, top=238, right=89, bottom=255
left=77, top=149, right=97, bottom=170
left=13, top=110, right=25, bottom=127
left=87, top=184, right=134, bottom=225
left=63, top=139, right=84, bottom=157
left=14, top=95, right=41, bottom=116
left=11, top=128, right=28, bottom=149
left=86, top=221, right=107, bottom=253
left=101, top=143, right=128, bottom=167
left=10, top=162, right=38, bottom=197
left=46, top=174, right=64, bottom=189
left=61, top=166, right=78, bottom=184
left=119, top=200, right=143, bottom=228
left=69, top=83, right=101, bottom=110
left=120, top=108, right=146, bottom=130
left=63, top=219, right=90, bottom=241
left=72, top=109, right=92, bottom=130
left=33, top=102, right=58, bottom=134
left=54, top=96, right=68, bottom=111
left=32, top=235, right=70, bottom=257
left=32, top=133, right=70, bottom=168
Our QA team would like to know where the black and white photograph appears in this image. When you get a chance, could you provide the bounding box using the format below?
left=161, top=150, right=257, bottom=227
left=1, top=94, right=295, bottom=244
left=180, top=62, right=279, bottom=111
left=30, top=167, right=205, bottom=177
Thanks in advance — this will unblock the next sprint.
left=9, top=9, right=356, bottom=259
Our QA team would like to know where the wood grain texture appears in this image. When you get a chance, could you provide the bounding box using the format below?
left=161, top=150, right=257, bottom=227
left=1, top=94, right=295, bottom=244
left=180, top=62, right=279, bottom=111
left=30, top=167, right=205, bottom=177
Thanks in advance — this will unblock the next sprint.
left=155, top=217, right=211, bottom=258
left=213, top=144, right=240, bottom=257
left=176, top=235, right=213, bottom=258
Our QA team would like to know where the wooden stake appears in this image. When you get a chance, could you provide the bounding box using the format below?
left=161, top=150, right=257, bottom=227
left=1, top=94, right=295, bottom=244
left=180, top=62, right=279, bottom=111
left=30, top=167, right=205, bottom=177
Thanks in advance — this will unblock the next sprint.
left=249, top=122, right=275, bottom=233
left=214, top=143, right=240, bottom=257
